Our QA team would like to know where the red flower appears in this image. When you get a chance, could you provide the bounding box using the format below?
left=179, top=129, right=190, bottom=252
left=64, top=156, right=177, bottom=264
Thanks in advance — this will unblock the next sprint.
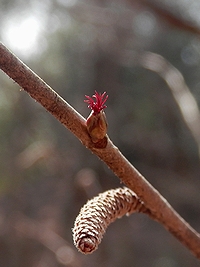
left=84, top=91, right=108, bottom=144
left=84, top=91, right=108, bottom=115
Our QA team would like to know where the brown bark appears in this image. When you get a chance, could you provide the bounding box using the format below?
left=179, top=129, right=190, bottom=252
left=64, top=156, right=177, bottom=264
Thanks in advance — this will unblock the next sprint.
left=0, top=43, right=200, bottom=258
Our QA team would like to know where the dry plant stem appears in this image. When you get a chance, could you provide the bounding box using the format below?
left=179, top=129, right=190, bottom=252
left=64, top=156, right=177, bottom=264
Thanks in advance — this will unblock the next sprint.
left=137, top=0, right=200, bottom=35
left=139, top=51, right=200, bottom=157
left=121, top=50, right=200, bottom=156
left=11, top=212, right=81, bottom=267
left=0, top=43, right=88, bottom=144
left=0, top=43, right=200, bottom=258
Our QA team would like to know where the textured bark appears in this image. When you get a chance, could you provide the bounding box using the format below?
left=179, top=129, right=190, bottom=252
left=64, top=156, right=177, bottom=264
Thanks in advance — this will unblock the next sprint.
left=0, top=43, right=200, bottom=258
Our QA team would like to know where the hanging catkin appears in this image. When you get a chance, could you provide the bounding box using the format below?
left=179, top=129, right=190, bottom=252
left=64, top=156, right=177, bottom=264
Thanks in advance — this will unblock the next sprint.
left=72, top=187, right=148, bottom=254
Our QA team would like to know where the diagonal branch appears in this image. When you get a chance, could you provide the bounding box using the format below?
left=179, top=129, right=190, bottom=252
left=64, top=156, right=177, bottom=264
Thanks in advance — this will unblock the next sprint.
left=0, top=43, right=200, bottom=258
left=11, top=212, right=81, bottom=266
left=136, top=0, right=200, bottom=35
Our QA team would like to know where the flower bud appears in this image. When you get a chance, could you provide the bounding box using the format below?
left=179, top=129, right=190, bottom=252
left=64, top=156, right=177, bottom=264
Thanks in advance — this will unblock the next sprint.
left=84, top=91, right=108, bottom=143
left=86, top=110, right=107, bottom=143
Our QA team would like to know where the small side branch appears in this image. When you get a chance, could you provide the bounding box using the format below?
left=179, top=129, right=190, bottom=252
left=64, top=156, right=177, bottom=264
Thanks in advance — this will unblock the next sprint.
left=10, top=212, right=81, bottom=266
left=122, top=50, right=200, bottom=157
left=0, top=43, right=200, bottom=258
left=139, top=51, right=200, bottom=156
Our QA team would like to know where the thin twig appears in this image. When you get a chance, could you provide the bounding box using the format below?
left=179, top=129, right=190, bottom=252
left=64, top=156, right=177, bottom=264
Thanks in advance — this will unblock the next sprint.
left=121, top=50, right=200, bottom=157
left=0, top=43, right=200, bottom=258
left=139, top=51, right=200, bottom=156
left=10, top=212, right=81, bottom=267
left=135, top=0, right=200, bottom=35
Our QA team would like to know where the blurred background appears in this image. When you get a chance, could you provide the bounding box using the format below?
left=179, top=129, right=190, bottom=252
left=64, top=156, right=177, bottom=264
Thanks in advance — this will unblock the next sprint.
left=0, top=0, right=200, bottom=266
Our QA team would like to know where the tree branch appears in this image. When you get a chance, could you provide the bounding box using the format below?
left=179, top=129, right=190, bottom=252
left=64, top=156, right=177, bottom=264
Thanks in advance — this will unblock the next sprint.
left=121, top=50, right=200, bottom=158
left=11, top=212, right=81, bottom=266
left=140, top=51, right=200, bottom=157
left=134, top=0, right=200, bottom=35
left=0, top=43, right=200, bottom=258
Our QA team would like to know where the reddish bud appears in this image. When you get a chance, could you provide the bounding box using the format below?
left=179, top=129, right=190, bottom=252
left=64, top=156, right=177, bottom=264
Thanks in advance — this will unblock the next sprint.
left=84, top=91, right=108, bottom=143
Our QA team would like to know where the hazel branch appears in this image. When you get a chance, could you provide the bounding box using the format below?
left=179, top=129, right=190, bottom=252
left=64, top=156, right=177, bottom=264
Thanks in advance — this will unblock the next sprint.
left=0, top=43, right=200, bottom=258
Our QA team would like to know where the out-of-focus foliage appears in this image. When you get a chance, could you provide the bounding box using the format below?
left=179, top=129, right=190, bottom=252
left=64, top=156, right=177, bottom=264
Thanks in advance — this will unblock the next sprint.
left=0, top=0, right=200, bottom=266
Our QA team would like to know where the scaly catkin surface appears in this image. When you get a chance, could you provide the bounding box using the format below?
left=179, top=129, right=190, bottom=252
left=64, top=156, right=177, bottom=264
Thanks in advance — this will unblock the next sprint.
left=73, top=187, right=148, bottom=254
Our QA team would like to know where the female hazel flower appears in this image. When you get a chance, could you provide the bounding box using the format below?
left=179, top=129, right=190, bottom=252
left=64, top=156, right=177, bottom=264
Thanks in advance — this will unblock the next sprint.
left=84, top=91, right=108, bottom=143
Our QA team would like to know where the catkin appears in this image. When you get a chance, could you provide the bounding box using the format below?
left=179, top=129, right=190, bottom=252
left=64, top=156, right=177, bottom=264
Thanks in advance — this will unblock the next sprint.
left=72, top=187, right=148, bottom=254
